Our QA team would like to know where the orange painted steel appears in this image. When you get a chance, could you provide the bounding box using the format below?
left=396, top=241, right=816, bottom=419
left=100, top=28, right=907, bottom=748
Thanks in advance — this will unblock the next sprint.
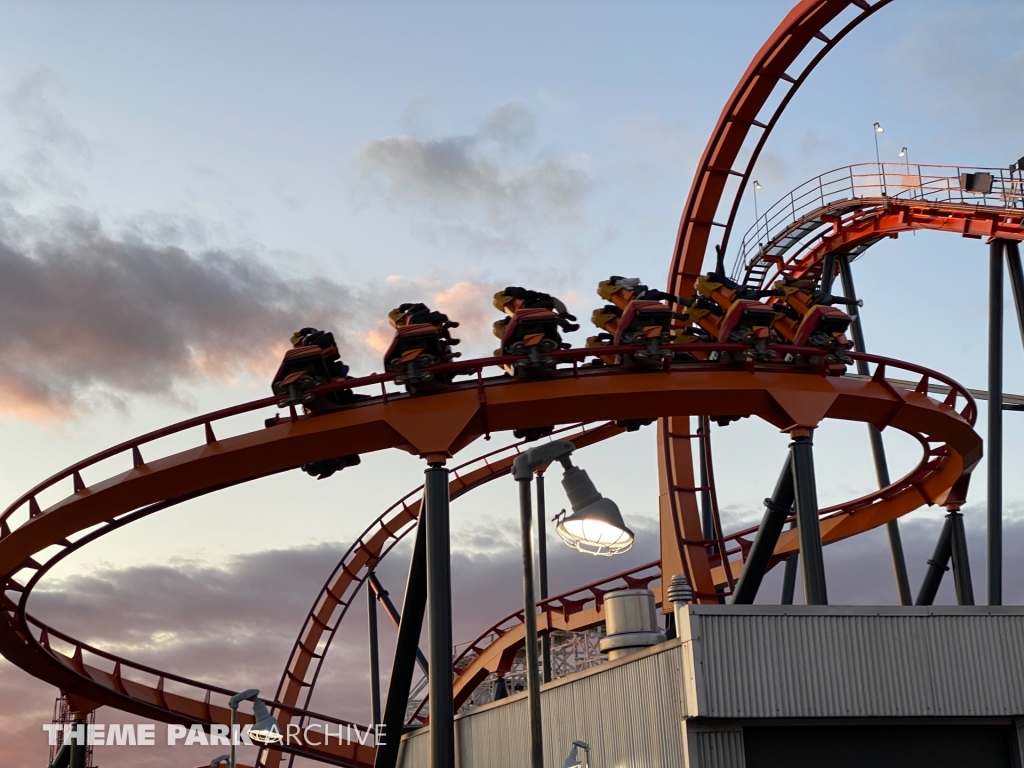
left=659, top=0, right=890, bottom=606
left=0, top=343, right=980, bottom=768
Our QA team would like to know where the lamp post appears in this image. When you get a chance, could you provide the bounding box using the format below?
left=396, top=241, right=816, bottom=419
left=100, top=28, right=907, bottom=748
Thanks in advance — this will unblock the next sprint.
left=752, top=179, right=762, bottom=220
left=227, top=689, right=281, bottom=768
left=873, top=122, right=886, bottom=195
left=562, top=740, right=592, bottom=768
left=513, top=441, right=632, bottom=768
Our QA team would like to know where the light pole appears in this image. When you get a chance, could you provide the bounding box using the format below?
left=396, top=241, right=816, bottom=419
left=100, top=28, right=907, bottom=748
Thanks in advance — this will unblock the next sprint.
left=562, top=740, right=591, bottom=768
left=513, top=441, right=632, bottom=768
left=873, top=122, right=886, bottom=195
left=752, top=179, right=762, bottom=220
left=227, top=689, right=281, bottom=768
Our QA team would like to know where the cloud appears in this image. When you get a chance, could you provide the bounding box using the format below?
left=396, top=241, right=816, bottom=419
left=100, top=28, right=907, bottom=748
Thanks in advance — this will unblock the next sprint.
left=0, top=206, right=367, bottom=419
left=3, top=66, right=91, bottom=198
left=359, top=101, right=593, bottom=239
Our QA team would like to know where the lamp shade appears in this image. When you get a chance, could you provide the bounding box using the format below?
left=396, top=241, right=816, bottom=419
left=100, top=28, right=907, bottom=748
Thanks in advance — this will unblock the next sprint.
left=248, top=699, right=283, bottom=745
left=556, top=466, right=633, bottom=556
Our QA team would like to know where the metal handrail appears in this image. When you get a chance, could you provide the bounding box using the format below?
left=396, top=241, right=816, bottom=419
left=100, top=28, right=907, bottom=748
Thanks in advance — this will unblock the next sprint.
left=732, top=162, right=1024, bottom=280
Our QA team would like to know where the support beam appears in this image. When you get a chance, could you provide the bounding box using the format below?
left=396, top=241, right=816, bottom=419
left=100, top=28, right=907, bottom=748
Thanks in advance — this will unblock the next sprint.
left=820, top=252, right=836, bottom=294
left=790, top=434, right=827, bottom=605
left=373, top=505, right=428, bottom=768
left=989, top=239, right=1005, bottom=606
left=367, top=575, right=381, bottom=725
left=732, top=455, right=794, bottom=604
left=838, top=253, right=912, bottom=605
left=780, top=537, right=798, bottom=605
left=948, top=509, right=975, bottom=606
left=68, top=720, right=85, bottom=768
left=698, top=422, right=714, bottom=547
left=915, top=515, right=953, bottom=606
left=536, top=474, right=552, bottom=684
left=425, top=464, right=455, bottom=768
left=367, top=572, right=429, bottom=676
left=1006, top=240, right=1024, bottom=351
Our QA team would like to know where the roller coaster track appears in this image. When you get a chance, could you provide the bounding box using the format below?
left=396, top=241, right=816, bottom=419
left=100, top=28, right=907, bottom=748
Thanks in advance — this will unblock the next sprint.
left=731, top=162, right=1024, bottom=288
left=0, top=343, right=980, bottom=767
left=659, top=0, right=892, bottom=603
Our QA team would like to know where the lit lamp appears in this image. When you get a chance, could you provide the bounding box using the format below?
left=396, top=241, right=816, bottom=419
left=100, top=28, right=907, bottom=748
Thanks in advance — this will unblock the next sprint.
left=227, top=689, right=282, bottom=768
left=562, top=740, right=591, bottom=768
left=556, top=461, right=633, bottom=556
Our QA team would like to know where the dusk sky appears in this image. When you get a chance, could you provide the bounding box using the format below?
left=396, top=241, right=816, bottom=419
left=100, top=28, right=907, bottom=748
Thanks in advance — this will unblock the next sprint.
left=3, top=2, right=1024, bottom=766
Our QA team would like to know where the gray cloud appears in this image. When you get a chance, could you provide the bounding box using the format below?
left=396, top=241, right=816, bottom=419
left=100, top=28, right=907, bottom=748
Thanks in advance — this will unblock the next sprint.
left=359, top=101, right=592, bottom=234
left=0, top=206, right=361, bottom=419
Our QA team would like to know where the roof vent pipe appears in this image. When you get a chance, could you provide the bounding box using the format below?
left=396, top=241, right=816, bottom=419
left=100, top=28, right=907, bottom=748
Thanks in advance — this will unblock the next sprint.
left=598, top=589, right=666, bottom=661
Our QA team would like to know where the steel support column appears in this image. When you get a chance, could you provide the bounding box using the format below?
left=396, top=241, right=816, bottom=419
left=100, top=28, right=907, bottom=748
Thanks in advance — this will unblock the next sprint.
left=948, top=509, right=975, bottom=606
left=732, top=455, right=794, bottom=604
left=790, top=434, right=827, bottom=605
left=367, top=572, right=429, bottom=676
left=915, top=515, right=953, bottom=606
left=697, top=422, right=713, bottom=546
left=68, top=720, right=85, bottom=768
left=373, top=502, right=429, bottom=768
left=780, top=536, right=798, bottom=605
left=1007, top=240, right=1024, bottom=350
left=517, top=475, right=544, bottom=768
left=989, top=239, right=1005, bottom=605
left=838, top=253, right=912, bottom=605
left=536, top=474, right=551, bottom=684
left=425, top=464, right=454, bottom=768
left=367, top=575, right=381, bottom=725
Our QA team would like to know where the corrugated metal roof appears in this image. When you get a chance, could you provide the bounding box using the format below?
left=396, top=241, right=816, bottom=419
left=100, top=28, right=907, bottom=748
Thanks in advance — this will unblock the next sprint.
left=682, top=605, right=1024, bottom=719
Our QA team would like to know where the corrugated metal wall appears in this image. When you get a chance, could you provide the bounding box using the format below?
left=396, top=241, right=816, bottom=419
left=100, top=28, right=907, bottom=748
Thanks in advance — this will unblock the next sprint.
left=683, top=605, right=1024, bottom=719
left=398, top=640, right=685, bottom=768
left=683, top=724, right=746, bottom=768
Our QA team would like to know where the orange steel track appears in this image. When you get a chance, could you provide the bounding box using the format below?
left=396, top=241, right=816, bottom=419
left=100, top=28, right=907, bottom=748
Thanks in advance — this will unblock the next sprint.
left=0, top=345, right=980, bottom=767
left=658, top=0, right=892, bottom=602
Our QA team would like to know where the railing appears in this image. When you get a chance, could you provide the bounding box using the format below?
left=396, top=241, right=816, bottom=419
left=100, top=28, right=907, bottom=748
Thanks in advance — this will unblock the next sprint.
left=732, top=162, right=1024, bottom=280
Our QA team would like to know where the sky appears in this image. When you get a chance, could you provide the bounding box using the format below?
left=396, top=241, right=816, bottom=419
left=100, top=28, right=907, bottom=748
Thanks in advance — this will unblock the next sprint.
left=2, top=1, right=1024, bottom=766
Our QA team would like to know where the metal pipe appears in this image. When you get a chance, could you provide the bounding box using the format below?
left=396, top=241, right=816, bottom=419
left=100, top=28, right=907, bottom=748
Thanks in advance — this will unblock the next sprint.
left=697, top=422, right=713, bottom=549
left=790, top=434, right=827, bottom=605
left=989, top=239, right=1005, bottom=606
left=425, top=463, right=455, bottom=768
left=1006, top=240, right=1024, bottom=350
left=68, top=720, right=85, bottom=768
left=780, top=539, right=798, bottom=605
left=948, top=509, right=975, bottom=606
left=915, top=515, right=953, bottom=606
left=536, top=474, right=551, bottom=684
left=517, top=476, right=544, bottom=768
left=838, top=253, right=912, bottom=605
left=367, top=572, right=429, bottom=676
left=373, top=506, right=429, bottom=768
left=820, top=252, right=836, bottom=294
left=368, top=574, right=381, bottom=725
left=732, top=455, right=794, bottom=604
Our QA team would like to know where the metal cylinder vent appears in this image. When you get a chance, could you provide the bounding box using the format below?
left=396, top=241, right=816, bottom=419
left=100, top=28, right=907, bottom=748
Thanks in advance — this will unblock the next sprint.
left=598, top=588, right=666, bottom=661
